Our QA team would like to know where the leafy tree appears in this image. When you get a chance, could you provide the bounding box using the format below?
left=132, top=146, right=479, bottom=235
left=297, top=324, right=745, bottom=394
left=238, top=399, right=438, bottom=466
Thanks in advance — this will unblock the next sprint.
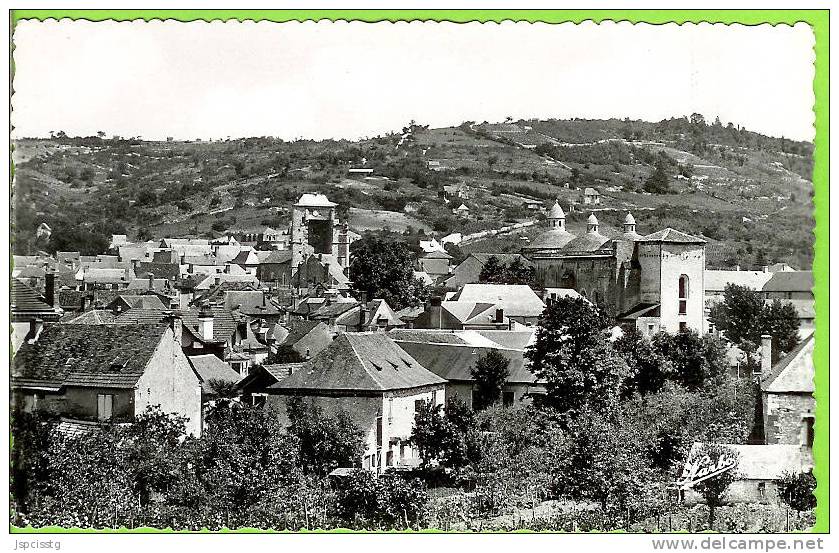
left=286, top=397, right=364, bottom=475
left=10, top=411, right=56, bottom=514
left=443, top=241, right=466, bottom=266
left=410, top=401, right=468, bottom=468
left=479, top=255, right=505, bottom=283
left=644, top=159, right=671, bottom=194
left=350, top=235, right=430, bottom=310
left=186, top=404, right=305, bottom=528
left=761, top=299, right=802, bottom=361
left=526, top=297, right=630, bottom=413
left=613, top=327, right=672, bottom=395
left=651, top=330, right=728, bottom=391
left=558, top=405, right=662, bottom=522
left=778, top=471, right=817, bottom=512
left=709, top=284, right=800, bottom=365
left=689, top=443, right=739, bottom=530
left=471, top=405, right=567, bottom=516
left=470, top=350, right=511, bottom=410
left=503, top=257, right=536, bottom=286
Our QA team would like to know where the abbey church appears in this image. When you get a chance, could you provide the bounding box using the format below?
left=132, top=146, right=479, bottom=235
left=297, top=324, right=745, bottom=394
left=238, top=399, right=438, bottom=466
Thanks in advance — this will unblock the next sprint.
left=522, top=200, right=706, bottom=334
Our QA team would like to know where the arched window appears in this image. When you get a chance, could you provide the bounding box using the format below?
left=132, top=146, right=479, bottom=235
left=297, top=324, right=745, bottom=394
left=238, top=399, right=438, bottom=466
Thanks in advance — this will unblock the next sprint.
left=678, top=275, right=689, bottom=315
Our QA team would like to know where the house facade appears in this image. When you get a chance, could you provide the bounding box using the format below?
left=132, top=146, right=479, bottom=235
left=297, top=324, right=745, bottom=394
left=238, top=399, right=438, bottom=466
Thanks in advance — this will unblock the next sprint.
left=12, top=322, right=202, bottom=436
left=267, top=332, right=446, bottom=472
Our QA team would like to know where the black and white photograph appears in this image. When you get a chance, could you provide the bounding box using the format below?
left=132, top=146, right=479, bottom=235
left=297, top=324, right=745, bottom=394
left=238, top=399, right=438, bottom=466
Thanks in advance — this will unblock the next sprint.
left=7, top=16, right=822, bottom=535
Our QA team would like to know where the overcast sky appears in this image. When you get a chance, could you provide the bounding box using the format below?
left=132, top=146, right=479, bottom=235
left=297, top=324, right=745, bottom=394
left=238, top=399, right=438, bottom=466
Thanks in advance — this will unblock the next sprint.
left=11, top=19, right=816, bottom=141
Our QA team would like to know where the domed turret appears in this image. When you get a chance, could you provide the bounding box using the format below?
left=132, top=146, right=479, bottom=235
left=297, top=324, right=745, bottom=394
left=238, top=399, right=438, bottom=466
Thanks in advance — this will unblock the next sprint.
left=624, top=212, right=637, bottom=234
left=587, top=213, right=599, bottom=234
left=546, top=200, right=566, bottom=229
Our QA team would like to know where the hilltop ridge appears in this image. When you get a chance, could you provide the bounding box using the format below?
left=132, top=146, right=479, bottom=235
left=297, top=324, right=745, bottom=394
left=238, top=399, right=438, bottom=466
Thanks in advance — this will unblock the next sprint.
left=12, top=115, right=814, bottom=270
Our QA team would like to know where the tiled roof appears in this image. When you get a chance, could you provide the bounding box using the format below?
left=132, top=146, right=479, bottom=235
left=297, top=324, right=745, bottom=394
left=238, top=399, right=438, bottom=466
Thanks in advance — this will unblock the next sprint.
left=451, top=284, right=545, bottom=318
left=761, top=333, right=814, bottom=393
left=152, top=250, right=181, bottom=264
left=768, top=298, right=815, bottom=319
left=441, top=301, right=501, bottom=325
left=422, top=250, right=453, bottom=260
left=113, top=308, right=171, bottom=326
left=109, top=294, right=167, bottom=311
left=311, top=298, right=360, bottom=320
left=262, top=250, right=292, bottom=264
left=394, top=341, right=538, bottom=384
left=58, top=289, right=86, bottom=310
left=11, top=278, right=56, bottom=313
left=82, top=268, right=131, bottom=283
left=261, top=363, right=306, bottom=381
left=282, top=320, right=328, bottom=347
left=195, top=273, right=259, bottom=290
left=15, top=265, right=46, bottom=279
left=705, top=270, right=774, bottom=293
left=394, top=305, right=425, bottom=322
left=188, top=354, right=242, bottom=393
left=62, top=309, right=118, bottom=325
left=223, top=290, right=281, bottom=316
left=388, top=329, right=472, bottom=345
left=272, top=333, right=445, bottom=393
left=763, top=271, right=813, bottom=293
left=334, top=299, right=405, bottom=328
left=471, top=329, right=536, bottom=350
left=638, top=228, right=706, bottom=244
left=12, top=323, right=166, bottom=389
left=126, top=278, right=171, bottom=293
left=134, top=262, right=180, bottom=281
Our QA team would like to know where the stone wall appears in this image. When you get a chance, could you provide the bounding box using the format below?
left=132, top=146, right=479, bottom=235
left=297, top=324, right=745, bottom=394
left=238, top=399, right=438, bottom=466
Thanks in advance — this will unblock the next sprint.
left=763, top=391, right=815, bottom=445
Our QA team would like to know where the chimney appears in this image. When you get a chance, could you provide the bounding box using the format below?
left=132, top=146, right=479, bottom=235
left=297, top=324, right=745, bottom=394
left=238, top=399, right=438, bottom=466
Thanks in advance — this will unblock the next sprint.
left=224, top=264, right=230, bottom=274
left=358, top=301, right=369, bottom=332
left=735, top=264, right=741, bottom=271
left=147, top=272, right=155, bottom=291
left=44, top=270, right=56, bottom=307
left=198, top=304, right=214, bottom=341
left=495, top=307, right=504, bottom=324
left=760, top=334, right=772, bottom=374
left=429, top=295, right=443, bottom=329
left=763, top=265, right=769, bottom=273
left=132, top=258, right=140, bottom=272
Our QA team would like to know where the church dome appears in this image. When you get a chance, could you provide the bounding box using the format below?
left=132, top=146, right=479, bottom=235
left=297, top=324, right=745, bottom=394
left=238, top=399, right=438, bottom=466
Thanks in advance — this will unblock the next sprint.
left=624, top=212, right=636, bottom=225
left=547, top=201, right=565, bottom=219
left=523, top=228, right=575, bottom=251
left=561, top=231, right=610, bottom=254
left=587, top=213, right=599, bottom=225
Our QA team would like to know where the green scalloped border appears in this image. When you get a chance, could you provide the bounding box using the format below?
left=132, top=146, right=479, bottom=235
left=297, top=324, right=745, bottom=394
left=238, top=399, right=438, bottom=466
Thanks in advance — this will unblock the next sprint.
left=8, top=8, right=829, bottom=535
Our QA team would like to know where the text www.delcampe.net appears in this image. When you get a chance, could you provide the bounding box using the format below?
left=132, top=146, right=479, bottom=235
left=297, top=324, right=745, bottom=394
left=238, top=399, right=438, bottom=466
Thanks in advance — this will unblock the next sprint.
left=650, top=537, right=826, bottom=552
